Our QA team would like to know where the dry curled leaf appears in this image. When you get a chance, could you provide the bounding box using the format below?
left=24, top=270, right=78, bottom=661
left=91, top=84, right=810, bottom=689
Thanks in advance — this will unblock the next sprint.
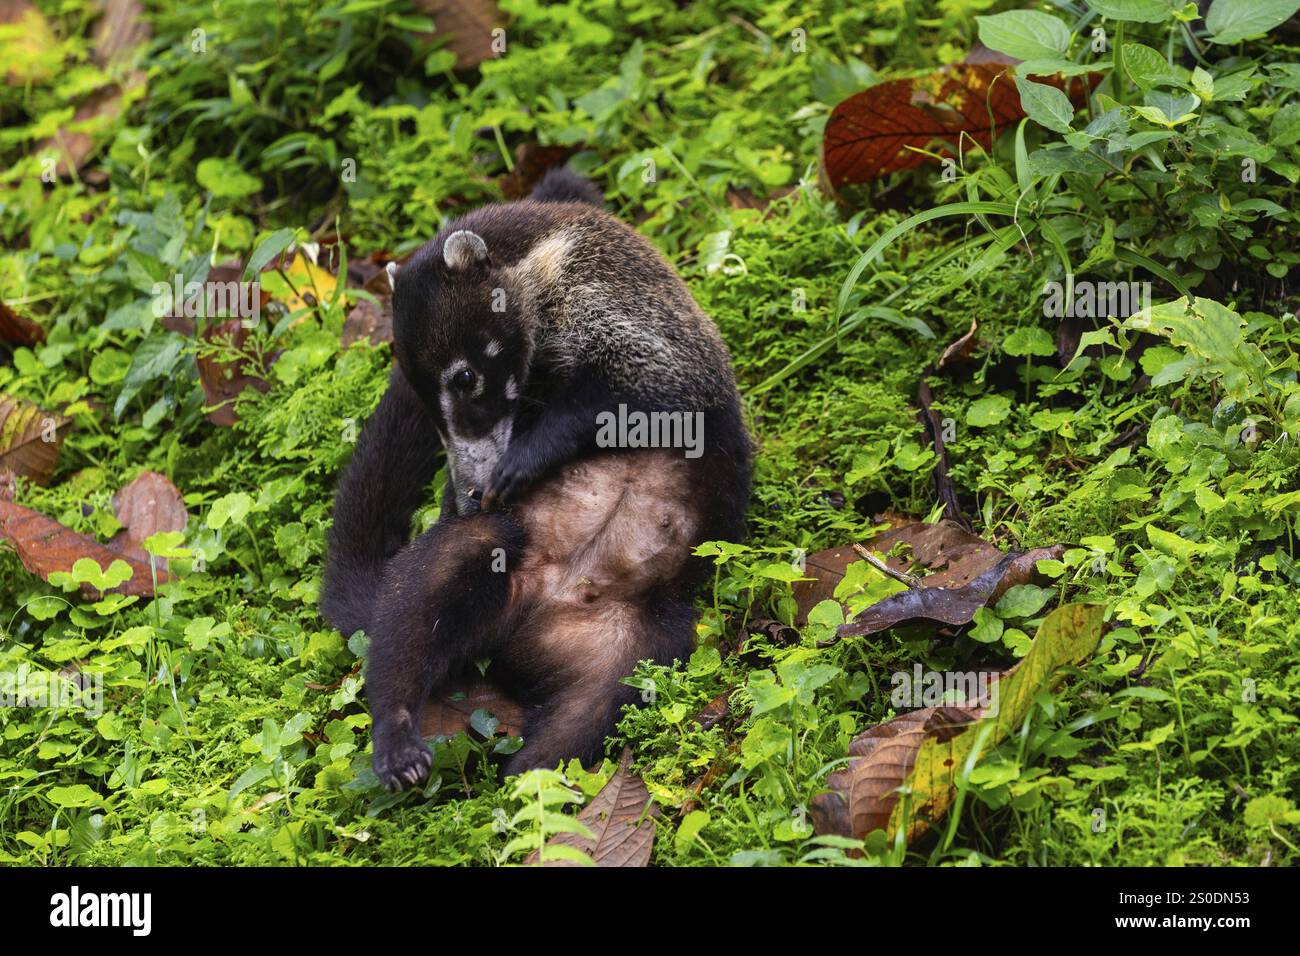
left=809, top=706, right=981, bottom=841
left=526, top=750, right=658, bottom=867
left=0, top=395, right=70, bottom=485
left=811, top=603, right=1105, bottom=845
left=834, top=547, right=1062, bottom=639
left=0, top=299, right=46, bottom=346
left=109, top=470, right=188, bottom=561
left=341, top=251, right=410, bottom=347
left=341, top=297, right=392, bottom=348
left=694, top=693, right=730, bottom=731
left=196, top=320, right=271, bottom=427
left=415, top=0, right=504, bottom=71
left=794, top=517, right=1062, bottom=631
left=937, top=318, right=980, bottom=371
left=726, top=185, right=797, bottom=212
left=0, top=499, right=167, bottom=597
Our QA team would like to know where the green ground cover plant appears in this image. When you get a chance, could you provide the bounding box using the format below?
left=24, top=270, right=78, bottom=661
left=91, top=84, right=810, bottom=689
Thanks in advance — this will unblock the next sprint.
left=1, top=0, right=1298, bottom=866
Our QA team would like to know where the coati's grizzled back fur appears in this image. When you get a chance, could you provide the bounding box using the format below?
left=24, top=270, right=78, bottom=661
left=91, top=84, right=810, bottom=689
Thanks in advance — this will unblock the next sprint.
left=321, top=167, right=751, bottom=790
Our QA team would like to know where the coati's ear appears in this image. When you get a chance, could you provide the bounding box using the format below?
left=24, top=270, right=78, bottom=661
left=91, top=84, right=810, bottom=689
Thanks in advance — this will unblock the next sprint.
left=385, top=261, right=399, bottom=290
left=442, top=230, right=490, bottom=271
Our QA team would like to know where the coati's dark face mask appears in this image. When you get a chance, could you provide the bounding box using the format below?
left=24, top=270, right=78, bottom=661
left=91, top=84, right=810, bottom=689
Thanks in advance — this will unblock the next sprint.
left=391, top=230, right=529, bottom=498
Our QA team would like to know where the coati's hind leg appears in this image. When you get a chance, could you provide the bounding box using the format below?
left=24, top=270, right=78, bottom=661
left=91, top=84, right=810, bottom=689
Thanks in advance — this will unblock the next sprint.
left=499, top=593, right=697, bottom=777
left=367, top=512, right=524, bottom=790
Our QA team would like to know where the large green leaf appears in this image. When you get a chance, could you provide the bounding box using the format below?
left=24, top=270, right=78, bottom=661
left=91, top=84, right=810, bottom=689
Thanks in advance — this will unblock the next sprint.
left=1205, top=0, right=1300, bottom=44
left=1086, top=0, right=1178, bottom=23
left=976, top=10, right=1071, bottom=61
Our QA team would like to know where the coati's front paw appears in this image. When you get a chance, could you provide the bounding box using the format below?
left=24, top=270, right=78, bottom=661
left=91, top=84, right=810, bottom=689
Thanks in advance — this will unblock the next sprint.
left=481, top=451, right=542, bottom=510
left=373, top=730, right=433, bottom=791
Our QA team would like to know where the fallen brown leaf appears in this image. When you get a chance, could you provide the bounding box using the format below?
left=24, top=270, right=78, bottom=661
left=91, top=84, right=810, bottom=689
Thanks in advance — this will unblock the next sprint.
left=415, top=0, right=504, bottom=71
left=811, top=604, right=1104, bottom=845
left=109, top=470, right=188, bottom=561
left=0, top=499, right=167, bottom=597
left=341, top=251, right=410, bottom=348
left=835, top=548, right=1061, bottom=639
left=341, top=297, right=392, bottom=348
left=809, top=706, right=980, bottom=841
left=821, top=63, right=1093, bottom=190
left=195, top=320, right=271, bottom=427
left=0, top=299, right=46, bottom=346
left=526, top=750, right=658, bottom=867
left=0, top=395, right=70, bottom=485
left=792, top=517, right=1063, bottom=637
left=420, top=676, right=528, bottom=740
left=726, top=185, right=797, bottom=212
left=694, top=693, right=730, bottom=731
left=795, top=519, right=992, bottom=618
left=499, top=143, right=573, bottom=199
left=937, top=317, right=980, bottom=371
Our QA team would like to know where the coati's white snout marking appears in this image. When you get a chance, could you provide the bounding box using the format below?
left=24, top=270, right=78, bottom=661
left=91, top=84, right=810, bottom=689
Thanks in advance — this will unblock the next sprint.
left=443, top=230, right=489, bottom=270
left=445, top=416, right=513, bottom=500
left=440, top=360, right=513, bottom=504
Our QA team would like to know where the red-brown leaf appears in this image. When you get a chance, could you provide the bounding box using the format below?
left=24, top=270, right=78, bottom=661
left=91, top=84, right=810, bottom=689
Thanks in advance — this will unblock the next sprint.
left=0, top=300, right=46, bottom=346
left=0, top=499, right=166, bottom=597
left=792, top=516, right=1064, bottom=637
left=821, top=64, right=1091, bottom=189
left=195, top=320, right=271, bottom=427
left=499, top=143, right=574, bottom=199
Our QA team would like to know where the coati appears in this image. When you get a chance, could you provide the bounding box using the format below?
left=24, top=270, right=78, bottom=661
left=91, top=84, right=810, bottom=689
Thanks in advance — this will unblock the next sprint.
left=320, top=168, right=752, bottom=791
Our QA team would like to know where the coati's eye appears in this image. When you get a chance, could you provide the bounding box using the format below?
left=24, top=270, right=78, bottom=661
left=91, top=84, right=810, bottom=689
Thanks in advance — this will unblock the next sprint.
left=451, top=368, right=477, bottom=392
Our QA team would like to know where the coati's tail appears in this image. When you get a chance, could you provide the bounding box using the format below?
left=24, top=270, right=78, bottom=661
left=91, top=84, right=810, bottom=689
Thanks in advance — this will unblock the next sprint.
left=319, top=367, right=442, bottom=637
left=530, top=167, right=605, bottom=207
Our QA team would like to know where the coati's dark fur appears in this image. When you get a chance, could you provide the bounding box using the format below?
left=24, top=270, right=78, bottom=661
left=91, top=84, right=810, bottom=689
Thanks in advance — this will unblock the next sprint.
left=320, top=167, right=751, bottom=790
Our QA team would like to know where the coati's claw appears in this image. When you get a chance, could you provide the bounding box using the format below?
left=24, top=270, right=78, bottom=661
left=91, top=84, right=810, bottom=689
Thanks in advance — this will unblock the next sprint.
left=483, top=454, right=538, bottom=510
left=373, top=734, right=433, bottom=791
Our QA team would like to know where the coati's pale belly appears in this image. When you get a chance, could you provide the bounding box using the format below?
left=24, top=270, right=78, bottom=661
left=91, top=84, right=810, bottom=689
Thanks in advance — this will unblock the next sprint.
left=507, top=448, right=702, bottom=675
